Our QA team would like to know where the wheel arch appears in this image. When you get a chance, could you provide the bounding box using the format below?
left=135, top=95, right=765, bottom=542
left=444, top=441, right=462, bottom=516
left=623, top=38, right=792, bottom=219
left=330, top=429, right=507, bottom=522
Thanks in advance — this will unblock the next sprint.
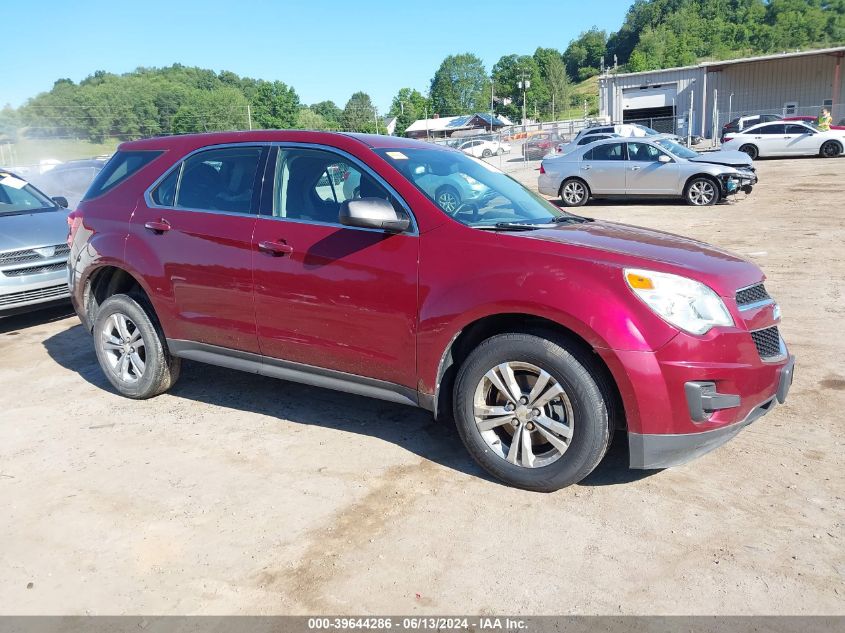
left=559, top=176, right=591, bottom=197
left=683, top=172, right=722, bottom=202
left=83, top=265, right=155, bottom=332
left=430, top=312, right=627, bottom=433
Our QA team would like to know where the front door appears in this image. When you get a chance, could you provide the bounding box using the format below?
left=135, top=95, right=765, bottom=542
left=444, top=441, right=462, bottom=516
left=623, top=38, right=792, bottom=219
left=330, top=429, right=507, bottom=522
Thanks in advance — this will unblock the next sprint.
left=581, top=142, right=627, bottom=194
left=127, top=145, right=267, bottom=353
left=625, top=142, right=678, bottom=194
left=252, top=146, right=419, bottom=388
left=784, top=124, right=820, bottom=155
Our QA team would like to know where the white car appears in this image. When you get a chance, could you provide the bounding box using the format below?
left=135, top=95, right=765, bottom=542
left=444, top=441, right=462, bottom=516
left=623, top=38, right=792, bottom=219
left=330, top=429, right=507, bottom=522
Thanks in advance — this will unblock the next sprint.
left=456, top=139, right=511, bottom=158
left=721, top=120, right=845, bottom=159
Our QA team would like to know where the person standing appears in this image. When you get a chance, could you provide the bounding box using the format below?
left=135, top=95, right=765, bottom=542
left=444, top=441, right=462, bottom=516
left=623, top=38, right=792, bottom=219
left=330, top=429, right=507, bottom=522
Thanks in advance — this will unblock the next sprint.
left=817, top=107, right=832, bottom=131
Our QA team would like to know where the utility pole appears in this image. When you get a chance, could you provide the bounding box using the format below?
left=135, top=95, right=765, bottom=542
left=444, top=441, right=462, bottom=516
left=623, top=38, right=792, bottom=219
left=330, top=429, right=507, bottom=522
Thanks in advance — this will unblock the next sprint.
left=490, top=79, right=494, bottom=132
left=374, top=107, right=380, bottom=135
left=247, top=104, right=252, bottom=130
left=517, top=70, right=531, bottom=131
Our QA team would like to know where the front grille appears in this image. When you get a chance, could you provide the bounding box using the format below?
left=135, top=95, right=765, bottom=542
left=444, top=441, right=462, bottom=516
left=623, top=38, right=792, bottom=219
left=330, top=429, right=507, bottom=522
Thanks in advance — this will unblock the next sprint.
left=0, top=244, right=70, bottom=267
left=0, top=284, right=68, bottom=307
left=2, top=262, right=68, bottom=277
left=736, top=283, right=771, bottom=307
left=751, top=326, right=783, bottom=360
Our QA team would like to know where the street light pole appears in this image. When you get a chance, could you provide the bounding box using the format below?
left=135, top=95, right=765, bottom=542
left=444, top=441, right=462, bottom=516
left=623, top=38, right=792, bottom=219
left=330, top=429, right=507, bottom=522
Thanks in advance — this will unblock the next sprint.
left=517, top=71, right=531, bottom=132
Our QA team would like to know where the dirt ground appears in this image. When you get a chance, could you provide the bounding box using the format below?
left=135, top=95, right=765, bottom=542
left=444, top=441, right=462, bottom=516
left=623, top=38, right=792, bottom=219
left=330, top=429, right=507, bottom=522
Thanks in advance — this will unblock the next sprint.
left=1, top=156, right=843, bottom=615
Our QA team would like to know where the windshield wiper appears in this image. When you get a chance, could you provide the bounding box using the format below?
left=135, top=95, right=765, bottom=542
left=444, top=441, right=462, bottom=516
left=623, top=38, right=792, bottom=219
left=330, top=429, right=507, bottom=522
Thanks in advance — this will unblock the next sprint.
left=551, top=215, right=593, bottom=224
left=475, top=222, right=545, bottom=231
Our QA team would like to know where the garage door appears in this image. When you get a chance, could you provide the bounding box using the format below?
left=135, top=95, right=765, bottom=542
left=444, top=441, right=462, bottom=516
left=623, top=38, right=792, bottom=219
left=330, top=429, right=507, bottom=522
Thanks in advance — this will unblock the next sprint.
left=622, top=85, right=678, bottom=110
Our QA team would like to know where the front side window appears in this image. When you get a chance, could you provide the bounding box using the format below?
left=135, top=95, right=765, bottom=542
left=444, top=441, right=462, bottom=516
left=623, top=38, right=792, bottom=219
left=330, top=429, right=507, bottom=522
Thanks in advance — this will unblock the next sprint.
left=627, top=142, right=665, bottom=162
left=271, top=147, right=404, bottom=225
left=786, top=124, right=812, bottom=134
left=152, top=146, right=262, bottom=213
left=84, top=150, right=162, bottom=200
left=375, top=147, right=567, bottom=228
left=585, top=143, right=625, bottom=161
left=0, top=172, right=57, bottom=215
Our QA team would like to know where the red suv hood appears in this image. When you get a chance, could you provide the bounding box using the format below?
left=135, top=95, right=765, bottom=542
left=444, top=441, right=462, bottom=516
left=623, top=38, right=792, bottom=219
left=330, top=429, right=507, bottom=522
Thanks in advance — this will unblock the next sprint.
left=524, top=220, right=763, bottom=296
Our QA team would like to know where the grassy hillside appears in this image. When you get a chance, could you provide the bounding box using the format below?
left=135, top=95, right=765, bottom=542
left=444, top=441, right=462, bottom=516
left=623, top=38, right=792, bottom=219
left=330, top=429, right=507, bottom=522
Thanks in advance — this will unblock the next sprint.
left=4, top=137, right=120, bottom=168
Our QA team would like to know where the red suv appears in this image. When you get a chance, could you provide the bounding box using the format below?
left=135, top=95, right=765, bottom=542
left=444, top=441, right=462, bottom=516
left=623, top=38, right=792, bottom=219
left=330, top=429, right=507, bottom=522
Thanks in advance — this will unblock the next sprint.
left=68, top=131, right=794, bottom=491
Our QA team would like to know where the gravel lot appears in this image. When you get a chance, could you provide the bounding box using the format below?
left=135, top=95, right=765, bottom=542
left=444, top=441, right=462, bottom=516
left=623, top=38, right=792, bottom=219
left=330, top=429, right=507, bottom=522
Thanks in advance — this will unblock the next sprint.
left=1, top=156, right=843, bottom=615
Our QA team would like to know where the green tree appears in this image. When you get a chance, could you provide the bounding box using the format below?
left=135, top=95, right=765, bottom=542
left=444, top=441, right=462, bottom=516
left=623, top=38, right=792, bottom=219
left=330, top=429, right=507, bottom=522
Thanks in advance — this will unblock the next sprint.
left=172, top=87, right=250, bottom=133
left=311, top=100, right=342, bottom=127
left=564, top=28, right=608, bottom=81
left=388, top=88, right=430, bottom=136
left=342, top=92, right=378, bottom=133
left=430, top=53, right=489, bottom=116
left=534, top=47, right=571, bottom=120
left=492, top=54, right=547, bottom=123
left=249, top=80, right=300, bottom=129
left=296, top=107, right=327, bottom=130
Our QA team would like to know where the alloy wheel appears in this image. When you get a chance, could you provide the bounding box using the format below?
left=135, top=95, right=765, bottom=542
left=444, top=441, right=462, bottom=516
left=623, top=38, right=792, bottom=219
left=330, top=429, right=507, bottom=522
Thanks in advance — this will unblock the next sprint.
left=437, top=190, right=459, bottom=213
left=688, top=180, right=716, bottom=205
left=561, top=181, right=586, bottom=205
left=101, top=312, right=147, bottom=384
left=473, top=361, right=574, bottom=468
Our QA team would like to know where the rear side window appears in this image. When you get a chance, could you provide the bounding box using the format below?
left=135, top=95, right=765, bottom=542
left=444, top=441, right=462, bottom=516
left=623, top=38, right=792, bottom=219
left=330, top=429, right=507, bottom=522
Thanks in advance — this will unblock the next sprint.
left=584, top=143, right=625, bottom=161
left=151, top=146, right=262, bottom=214
left=757, top=124, right=786, bottom=135
left=83, top=151, right=162, bottom=200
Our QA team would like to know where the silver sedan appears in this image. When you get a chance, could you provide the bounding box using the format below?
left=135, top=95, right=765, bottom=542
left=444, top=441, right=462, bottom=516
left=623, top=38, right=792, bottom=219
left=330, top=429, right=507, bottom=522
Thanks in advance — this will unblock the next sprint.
left=539, top=137, right=757, bottom=207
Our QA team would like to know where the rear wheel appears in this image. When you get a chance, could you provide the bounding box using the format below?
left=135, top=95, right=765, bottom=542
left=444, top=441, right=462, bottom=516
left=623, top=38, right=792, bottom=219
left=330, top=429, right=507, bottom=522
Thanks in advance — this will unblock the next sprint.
left=820, top=140, right=842, bottom=158
left=738, top=144, right=759, bottom=160
left=685, top=177, right=720, bottom=206
left=559, top=178, right=589, bottom=207
left=453, top=333, right=612, bottom=492
left=93, top=294, right=180, bottom=399
left=482, top=148, right=493, bottom=158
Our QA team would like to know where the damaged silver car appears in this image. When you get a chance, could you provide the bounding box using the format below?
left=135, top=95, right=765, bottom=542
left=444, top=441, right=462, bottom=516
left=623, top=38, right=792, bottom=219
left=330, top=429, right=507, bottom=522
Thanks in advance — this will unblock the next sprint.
left=539, top=136, right=757, bottom=207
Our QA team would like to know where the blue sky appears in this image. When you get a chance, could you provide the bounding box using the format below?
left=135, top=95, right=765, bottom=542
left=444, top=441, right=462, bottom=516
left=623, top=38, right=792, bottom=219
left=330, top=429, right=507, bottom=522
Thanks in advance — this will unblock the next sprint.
left=1, top=0, right=632, bottom=112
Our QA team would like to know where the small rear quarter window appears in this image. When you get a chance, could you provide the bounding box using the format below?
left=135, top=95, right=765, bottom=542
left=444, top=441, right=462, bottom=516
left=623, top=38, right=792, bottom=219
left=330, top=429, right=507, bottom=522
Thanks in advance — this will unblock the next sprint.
left=83, top=150, right=162, bottom=200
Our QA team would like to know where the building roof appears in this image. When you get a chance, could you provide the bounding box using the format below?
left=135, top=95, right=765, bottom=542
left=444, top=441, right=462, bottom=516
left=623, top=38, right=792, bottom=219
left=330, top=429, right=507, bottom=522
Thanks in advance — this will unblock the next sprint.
left=604, top=45, right=845, bottom=79
left=405, top=113, right=512, bottom=133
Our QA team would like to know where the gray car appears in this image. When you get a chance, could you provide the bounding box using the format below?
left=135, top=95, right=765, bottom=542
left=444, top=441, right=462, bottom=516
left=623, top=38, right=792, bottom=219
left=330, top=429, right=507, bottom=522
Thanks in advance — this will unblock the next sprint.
left=0, top=170, right=72, bottom=316
left=539, top=136, right=757, bottom=207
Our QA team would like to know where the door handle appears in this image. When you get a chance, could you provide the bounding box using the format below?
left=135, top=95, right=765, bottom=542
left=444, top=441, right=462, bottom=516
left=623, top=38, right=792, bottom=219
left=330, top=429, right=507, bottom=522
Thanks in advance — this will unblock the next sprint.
left=258, top=240, right=294, bottom=256
left=630, top=166, right=642, bottom=171
left=144, top=219, right=171, bottom=233
left=581, top=165, right=591, bottom=170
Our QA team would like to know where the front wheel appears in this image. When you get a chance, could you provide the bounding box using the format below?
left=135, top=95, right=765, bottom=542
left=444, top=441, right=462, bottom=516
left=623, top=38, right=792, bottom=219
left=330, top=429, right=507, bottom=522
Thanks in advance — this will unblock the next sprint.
left=453, top=333, right=612, bottom=492
left=685, top=177, right=720, bottom=206
left=496, top=147, right=505, bottom=156
left=93, top=293, right=180, bottom=399
left=560, top=178, right=589, bottom=207
left=820, top=140, right=842, bottom=158
left=738, top=144, right=759, bottom=160
left=435, top=186, right=461, bottom=214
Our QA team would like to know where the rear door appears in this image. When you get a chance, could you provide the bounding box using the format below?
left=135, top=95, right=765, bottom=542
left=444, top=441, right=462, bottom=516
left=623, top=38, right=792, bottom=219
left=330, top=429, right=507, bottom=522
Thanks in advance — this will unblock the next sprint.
left=129, top=144, right=267, bottom=353
left=748, top=124, right=787, bottom=156
left=625, top=142, right=678, bottom=194
left=580, top=142, right=626, bottom=194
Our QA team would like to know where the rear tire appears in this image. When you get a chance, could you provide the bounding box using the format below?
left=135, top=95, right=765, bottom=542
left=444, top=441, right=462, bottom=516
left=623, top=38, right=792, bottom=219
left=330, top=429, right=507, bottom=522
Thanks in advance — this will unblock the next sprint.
left=93, top=294, right=180, bottom=399
left=482, top=148, right=493, bottom=158
left=685, top=176, right=720, bottom=206
left=820, top=140, right=842, bottom=158
left=453, top=333, right=612, bottom=492
left=738, top=144, right=759, bottom=160
left=559, top=178, right=589, bottom=207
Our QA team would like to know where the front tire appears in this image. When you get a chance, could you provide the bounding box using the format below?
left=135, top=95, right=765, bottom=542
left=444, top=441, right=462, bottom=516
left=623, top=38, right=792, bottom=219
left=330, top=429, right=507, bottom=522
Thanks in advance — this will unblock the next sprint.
left=453, top=333, right=612, bottom=492
left=559, top=178, right=589, bottom=207
left=685, top=177, right=720, bottom=206
left=820, top=140, right=842, bottom=158
left=738, top=144, right=759, bottom=160
left=435, top=185, right=461, bottom=214
left=93, top=294, right=180, bottom=399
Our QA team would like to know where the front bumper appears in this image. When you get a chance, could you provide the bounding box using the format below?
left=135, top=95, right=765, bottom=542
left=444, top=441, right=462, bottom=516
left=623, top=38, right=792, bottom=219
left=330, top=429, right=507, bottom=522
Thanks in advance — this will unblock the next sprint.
left=629, top=354, right=795, bottom=469
left=0, top=266, right=70, bottom=316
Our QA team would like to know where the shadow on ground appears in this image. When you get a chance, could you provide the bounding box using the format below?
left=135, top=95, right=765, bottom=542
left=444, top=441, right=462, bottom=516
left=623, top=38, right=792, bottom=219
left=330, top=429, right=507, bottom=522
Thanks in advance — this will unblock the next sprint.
left=1, top=303, right=75, bottom=334
left=40, top=320, right=648, bottom=490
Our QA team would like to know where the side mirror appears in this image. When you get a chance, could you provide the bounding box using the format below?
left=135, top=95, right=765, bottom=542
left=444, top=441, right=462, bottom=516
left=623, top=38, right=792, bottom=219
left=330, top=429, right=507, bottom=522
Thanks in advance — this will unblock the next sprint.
left=658, top=154, right=672, bottom=164
left=52, top=196, right=69, bottom=208
left=339, top=197, right=410, bottom=233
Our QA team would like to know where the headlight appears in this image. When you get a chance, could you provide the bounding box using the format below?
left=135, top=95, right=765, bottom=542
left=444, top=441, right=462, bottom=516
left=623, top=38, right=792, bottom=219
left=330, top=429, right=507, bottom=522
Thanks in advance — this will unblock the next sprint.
left=624, top=268, right=734, bottom=335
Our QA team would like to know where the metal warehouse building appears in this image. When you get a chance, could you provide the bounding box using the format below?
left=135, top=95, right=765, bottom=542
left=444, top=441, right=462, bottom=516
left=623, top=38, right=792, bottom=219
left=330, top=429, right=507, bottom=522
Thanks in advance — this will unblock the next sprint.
left=598, top=46, right=845, bottom=139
